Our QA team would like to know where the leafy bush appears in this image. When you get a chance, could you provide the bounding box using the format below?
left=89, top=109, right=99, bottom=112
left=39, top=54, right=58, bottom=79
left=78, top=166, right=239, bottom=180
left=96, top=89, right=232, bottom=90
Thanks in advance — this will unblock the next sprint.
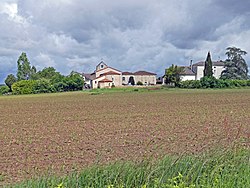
left=179, top=80, right=201, bottom=89
left=179, top=77, right=250, bottom=89
left=33, top=79, right=55, bottom=93
left=200, top=76, right=218, bottom=88
left=10, top=73, right=84, bottom=95
left=53, top=82, right=67, bottom=92
left=62, top=74, right=84, bottom=91
left=0, top=86, right=10, bottom=95
left=12, top=79, right=56, bottom=95
left=137, top=81, right=143, bottom=85
left=12, top=80, right=36, bottom=95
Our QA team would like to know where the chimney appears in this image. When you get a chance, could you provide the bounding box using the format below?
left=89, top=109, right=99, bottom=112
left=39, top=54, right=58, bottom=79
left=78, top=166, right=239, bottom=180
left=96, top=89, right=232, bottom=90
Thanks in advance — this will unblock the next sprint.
left=190, top=60, right=193, bottom=71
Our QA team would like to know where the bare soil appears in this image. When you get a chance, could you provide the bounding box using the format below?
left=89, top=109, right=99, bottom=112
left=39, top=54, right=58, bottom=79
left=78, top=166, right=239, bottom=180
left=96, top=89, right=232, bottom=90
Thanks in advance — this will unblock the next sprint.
left=0, top=89, right=249, bottom=184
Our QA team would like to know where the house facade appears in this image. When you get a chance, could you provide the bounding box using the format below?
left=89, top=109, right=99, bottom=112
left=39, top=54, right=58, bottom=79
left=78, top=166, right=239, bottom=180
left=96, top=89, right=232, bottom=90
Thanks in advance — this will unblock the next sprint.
left=179, top=66, right=196, bottom=81
left=83, top=61, right=157, bottom=89
left=179, top=60, right=225, bottom=81
left=192, top=61, right=225, bottom=80
left=122, top=71, right=157, bottom=86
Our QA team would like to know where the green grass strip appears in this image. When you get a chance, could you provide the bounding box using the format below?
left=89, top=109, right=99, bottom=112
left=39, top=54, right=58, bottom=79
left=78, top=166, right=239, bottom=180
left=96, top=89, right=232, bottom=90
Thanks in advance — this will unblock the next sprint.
left=5, top=148, right=250, bottom=188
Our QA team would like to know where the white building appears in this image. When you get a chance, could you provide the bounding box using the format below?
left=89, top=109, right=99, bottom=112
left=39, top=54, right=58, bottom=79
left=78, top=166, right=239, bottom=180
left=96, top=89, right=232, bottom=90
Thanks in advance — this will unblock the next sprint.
left=163, top=61, right=225, bottom=84
left=177, top=61, right=225, bottom=81
left=179, top=66, right=196, bottom=81
left=191, top=61, right=225, bottom=80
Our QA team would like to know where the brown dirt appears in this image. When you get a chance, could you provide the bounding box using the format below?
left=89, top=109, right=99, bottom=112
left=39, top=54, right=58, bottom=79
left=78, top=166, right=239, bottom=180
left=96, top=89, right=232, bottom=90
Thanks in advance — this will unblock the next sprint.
left=0, top=89, right=249, bottom=184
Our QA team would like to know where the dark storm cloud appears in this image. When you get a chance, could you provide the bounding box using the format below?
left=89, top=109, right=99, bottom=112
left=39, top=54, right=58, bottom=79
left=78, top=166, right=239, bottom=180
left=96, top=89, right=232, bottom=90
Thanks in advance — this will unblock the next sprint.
left=0, top=0, right=250, bottom=83
left=213, top=0, right=250, bottom=14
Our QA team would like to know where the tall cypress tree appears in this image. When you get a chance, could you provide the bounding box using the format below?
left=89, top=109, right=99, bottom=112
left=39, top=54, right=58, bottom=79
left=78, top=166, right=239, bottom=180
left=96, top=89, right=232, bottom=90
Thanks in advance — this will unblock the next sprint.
left=204, top=52, right=213, bottom=77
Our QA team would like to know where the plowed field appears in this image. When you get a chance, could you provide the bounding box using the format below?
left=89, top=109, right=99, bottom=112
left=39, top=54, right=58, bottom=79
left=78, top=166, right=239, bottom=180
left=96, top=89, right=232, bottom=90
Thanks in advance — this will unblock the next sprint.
left=0, top=89, right=250, bottom=184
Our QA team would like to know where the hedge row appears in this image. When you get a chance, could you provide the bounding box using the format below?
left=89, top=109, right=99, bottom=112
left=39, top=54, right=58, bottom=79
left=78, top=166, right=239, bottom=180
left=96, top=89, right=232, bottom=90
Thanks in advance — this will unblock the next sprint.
left=11, top=75, right=84, bottom=95
left=179, top=76, right=250, bottom=89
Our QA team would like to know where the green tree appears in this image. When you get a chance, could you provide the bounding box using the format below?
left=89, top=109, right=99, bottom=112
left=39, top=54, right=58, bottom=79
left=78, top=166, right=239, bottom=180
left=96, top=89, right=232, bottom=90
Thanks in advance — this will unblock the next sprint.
left=0, top=86, right=10, bottom=95
left=204, top=52, right=213, bottom=77
left=17, top=52, right=36, bottom=80
left=36, top=67, right=59, bottom=79
left=221, top=47, right=248, bottom=80
left=4, top=74, right=17, bottom=91
left=51, top=73, right=65, bottom=84
left=63, top=74, right=84, bottom=91
left=164, top=64, right=184, bottom=86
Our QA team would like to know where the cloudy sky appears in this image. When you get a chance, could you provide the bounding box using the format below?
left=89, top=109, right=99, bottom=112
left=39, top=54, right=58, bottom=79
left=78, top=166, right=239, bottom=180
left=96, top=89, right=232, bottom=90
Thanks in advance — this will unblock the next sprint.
left=0, top=0, right=250, bottom=83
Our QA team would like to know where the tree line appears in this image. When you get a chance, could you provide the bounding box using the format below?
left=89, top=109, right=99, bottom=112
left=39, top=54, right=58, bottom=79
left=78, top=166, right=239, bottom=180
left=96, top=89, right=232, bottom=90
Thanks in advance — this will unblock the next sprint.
left=1, top=52, right=84, bottom=95
left=164, top=46, right=250, bottom=88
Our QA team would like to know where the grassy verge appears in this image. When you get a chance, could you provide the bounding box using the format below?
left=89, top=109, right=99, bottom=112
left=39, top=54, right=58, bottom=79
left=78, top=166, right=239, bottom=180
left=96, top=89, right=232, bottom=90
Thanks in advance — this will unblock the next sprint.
left=83, top=85, right=167, bottom=94
left=7, top=148, right=250, bottom=188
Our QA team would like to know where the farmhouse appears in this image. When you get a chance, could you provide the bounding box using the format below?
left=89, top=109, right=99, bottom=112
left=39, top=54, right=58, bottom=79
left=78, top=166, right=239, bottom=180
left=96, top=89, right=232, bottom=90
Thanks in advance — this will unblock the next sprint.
left=179, top=66, right=196, bottom=81
left=83, top=61, right=157, bottom=89
left=179, top=60, right=225, bottom=81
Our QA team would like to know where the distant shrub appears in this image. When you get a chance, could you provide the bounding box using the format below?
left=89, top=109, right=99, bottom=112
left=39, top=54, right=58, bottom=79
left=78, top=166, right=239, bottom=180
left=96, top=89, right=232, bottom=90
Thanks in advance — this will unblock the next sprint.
left=12, top=80, right=36, bottom=95
left=12, top=79, right=56, bottom=95
left=179, top=80, right=201, bottom=89
left=0, top=86, right=10, bottom=95
left=136, top=81, right=143, bottom=86
left=179, top=77, right=250, bottom=89
left=53, top=82, right=67, bottom=92
left=200, top=76, right=218, bottom=88
left=33, top=79, right=55, bottom=93
left=62, top=74, right=84, bottom=91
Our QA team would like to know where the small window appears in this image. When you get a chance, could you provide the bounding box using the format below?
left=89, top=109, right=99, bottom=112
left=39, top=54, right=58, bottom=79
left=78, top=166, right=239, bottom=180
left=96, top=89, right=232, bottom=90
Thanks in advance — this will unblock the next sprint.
left=112, top=77, right=114, bottom=81
left=122, top=77, right=125, bottom=81
left=95, top=81, right=97, bottom=84
left=101, top=64, right=104, bottom=68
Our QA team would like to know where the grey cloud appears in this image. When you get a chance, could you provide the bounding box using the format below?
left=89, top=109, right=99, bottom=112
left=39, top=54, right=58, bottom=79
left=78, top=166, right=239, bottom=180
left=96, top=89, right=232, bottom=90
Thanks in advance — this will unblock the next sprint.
left=212, top=0, right=250, bottom=15
left=1, top=0, right=250, bottom=83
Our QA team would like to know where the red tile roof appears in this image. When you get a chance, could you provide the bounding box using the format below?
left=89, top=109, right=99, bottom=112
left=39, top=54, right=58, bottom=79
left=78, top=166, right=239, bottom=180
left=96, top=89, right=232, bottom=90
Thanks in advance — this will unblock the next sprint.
left=102, top=71, right=121, bottom=76
left=99, top=78, right=113, bottom=83
left=122, top=71, right=156, bottom=76
left=95, top=71, right=120, bottom=79
left=134, top=71, right=157, bottom=76
left=122, top=71, right=134, bottom=75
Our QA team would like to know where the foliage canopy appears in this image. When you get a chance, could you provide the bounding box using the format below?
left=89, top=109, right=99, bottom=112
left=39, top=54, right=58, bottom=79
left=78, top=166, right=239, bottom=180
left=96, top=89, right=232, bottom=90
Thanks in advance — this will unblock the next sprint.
left=164, top=64, right=184, bottom=86
left=17, top=52, right=36, bottom=81
left=2, top=52, right=85, bottom=95
left=5, top=74, right=17, bottom=91
left=221, top=47, right=248, bottom=80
